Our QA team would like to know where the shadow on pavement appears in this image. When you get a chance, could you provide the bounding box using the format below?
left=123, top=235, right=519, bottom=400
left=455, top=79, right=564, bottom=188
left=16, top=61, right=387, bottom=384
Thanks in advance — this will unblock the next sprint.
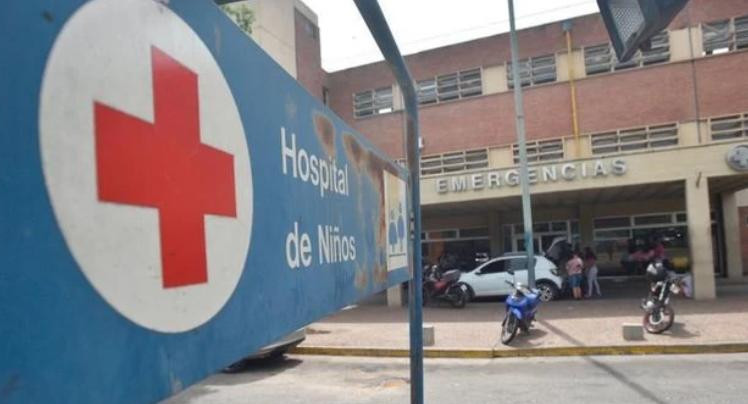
left=661, top=322, right=700, bottom=339
left=505, top=328, right=549, bottom=349
left=315, top=279, right=748, bottom=324
left=210, top=356, right=303, bottom=386
left=538, top=319, right=668, bottom=404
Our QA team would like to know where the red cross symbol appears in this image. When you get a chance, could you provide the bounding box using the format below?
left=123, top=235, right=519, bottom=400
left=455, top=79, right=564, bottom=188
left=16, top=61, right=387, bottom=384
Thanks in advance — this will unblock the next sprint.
left=94, top=46, right=237, bottom=289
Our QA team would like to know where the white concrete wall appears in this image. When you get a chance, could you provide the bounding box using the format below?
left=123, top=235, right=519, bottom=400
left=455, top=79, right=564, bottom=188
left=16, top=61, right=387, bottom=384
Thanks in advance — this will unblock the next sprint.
left=243, top=0, right=298, bottom=78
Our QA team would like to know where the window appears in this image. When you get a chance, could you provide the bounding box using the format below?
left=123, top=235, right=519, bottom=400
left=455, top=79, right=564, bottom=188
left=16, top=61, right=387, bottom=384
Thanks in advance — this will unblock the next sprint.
left=709, top=113, right=748, bottom=141
left=594, top=217, right=631, bottom=229
left=593, top=212, right=687, bottom=244
left=427, top=230, right=458, bottom=240
left=417, top=78, right=437, bottom=104
left=590, top=123, right=678, bottom=155
left=584, top=31, right=670, bottom=75
left=460, top=228, right=490, bottom=238
left=512, top=139, right=564, bottom=164
left=353, top=86, right=393, bottom=118
left=302, top=17, right=318, bottom=40
left=420, top=148, right=488, bottom=176
left=480, top=260, right=506, bottom=274
left=417, top=68, right=482, bottom=105
left=508, top=257, right=528, bottom=272
left=507, top=54, right=557, bottom=88
left=423, top=227, right=489, bottom=242
left=702, top=15, right=748, bottom=55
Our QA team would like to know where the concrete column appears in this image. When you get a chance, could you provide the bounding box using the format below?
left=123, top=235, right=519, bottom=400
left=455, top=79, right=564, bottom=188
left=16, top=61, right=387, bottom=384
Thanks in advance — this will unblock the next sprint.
left=685, top=178, right=716, bottom=299
left=722, top=191, right=744, bottom=280
left=482, top=65, right=508, bottom=94
left=386, top=284, right=404, bottom=307
left=579, top=204, right=594, bottom=248
left=391, top=84, right=403, bottom=111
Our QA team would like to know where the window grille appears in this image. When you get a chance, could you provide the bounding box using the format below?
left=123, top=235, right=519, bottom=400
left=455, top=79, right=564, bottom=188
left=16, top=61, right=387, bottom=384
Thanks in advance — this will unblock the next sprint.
left=417, top=68, right=482, bottom=105
left=353, top=86, right=393, bottom=118
left=584, top=31, right=669, bottom=75
left=512, top=139, right=564, bottom=164
left=703, top=15, right=748, bottom=55
left=709, top=114, right=748, bottom=141
left=590, top=123, right=678, bottom=155
left=507, top=54, right=557, bottom=88
left=420, top=149, right=488, bottom=176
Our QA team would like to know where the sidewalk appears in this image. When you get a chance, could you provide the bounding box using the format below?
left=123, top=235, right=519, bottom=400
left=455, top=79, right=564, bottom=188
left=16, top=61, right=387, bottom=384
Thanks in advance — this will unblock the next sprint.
left=294, top=279, right=748, bottom=357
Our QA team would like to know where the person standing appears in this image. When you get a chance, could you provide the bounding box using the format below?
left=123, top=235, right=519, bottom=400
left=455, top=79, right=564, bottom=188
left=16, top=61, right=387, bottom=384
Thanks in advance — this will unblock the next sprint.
left=566, top=251, right=584, bottom=300
left=584, top=247, right=601, bottom=298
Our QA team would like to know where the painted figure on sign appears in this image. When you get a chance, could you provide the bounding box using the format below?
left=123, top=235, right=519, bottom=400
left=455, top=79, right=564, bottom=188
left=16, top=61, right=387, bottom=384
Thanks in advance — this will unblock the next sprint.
left=396, top=202, right=405, bottom=253
left=388, top=209, right=398, bottom=254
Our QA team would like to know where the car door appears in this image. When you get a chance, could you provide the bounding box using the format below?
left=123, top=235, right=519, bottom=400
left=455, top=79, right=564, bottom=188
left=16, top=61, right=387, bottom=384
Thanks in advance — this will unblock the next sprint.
left=471, top=259, right=507, bottom=296
left=506, top=256, right=529, bottom=289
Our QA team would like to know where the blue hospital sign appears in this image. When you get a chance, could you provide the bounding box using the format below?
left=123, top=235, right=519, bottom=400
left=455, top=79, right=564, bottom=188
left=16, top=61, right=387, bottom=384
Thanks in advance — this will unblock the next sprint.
left=0, top=1, right=410, bottom=403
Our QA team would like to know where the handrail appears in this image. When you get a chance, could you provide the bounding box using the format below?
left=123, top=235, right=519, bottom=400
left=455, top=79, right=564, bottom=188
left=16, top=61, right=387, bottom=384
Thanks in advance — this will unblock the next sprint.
left=352, top=2, right=424, bottom=404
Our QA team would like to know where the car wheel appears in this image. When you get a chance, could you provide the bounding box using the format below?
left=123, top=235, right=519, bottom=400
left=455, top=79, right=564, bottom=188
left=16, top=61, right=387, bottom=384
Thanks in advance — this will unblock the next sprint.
left=536, top=281, right=559, bottom=302
left=458, top=282, right=475, bottom=301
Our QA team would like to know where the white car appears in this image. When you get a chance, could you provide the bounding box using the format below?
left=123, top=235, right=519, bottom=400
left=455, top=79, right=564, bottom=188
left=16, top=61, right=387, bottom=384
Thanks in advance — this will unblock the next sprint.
left=460, top=253, right=563, bottom=302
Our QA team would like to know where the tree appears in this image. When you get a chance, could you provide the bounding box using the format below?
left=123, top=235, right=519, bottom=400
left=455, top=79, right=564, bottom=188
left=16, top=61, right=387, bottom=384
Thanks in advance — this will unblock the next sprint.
left=221, top=3, right=254, bottom=35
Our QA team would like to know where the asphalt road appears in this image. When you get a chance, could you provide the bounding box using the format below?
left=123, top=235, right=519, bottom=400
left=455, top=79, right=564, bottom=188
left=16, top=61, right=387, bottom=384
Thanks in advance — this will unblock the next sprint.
left=163, top=353, right=748, bottom=404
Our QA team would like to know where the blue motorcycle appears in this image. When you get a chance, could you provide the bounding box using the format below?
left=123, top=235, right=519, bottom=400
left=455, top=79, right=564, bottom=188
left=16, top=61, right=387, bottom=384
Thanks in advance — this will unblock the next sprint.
left=500, top=278, right=541, bottom=345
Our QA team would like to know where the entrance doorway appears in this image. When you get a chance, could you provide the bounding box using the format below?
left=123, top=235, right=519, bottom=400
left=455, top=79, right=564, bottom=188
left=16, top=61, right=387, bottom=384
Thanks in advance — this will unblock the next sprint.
left=507, top=220, right=580, bottom=254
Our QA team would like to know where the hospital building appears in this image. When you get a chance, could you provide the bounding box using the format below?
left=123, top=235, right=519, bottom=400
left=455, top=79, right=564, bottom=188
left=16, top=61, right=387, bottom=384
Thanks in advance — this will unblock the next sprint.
left=237, top=0, right=748, bottom=300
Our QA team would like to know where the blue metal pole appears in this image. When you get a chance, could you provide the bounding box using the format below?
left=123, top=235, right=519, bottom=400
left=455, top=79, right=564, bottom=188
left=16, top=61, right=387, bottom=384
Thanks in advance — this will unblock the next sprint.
left=352, top=2, right=423, bottom=404
left=508, top=0, right=536, bottom=288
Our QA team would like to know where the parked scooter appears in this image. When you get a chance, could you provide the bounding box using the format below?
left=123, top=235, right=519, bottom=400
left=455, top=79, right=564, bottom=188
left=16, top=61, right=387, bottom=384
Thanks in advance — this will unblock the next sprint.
left=500, top=268, right=541, bottom=345
left=423, top=265, right=468, bottom=308
left=641, top=260, right=684, bottom=333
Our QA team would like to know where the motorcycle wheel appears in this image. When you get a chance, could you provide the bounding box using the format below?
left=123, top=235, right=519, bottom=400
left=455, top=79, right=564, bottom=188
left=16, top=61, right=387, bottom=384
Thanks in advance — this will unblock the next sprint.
left=643, top=306, right=675, bottom=334
left=448, top=287, right=467, bottom=309
left=501, top=313, right=519, bottom=345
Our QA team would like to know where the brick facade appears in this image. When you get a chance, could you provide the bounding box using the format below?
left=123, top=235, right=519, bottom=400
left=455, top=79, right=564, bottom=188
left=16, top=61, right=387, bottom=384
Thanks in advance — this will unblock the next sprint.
left=323, top=0, right=748, bottom=159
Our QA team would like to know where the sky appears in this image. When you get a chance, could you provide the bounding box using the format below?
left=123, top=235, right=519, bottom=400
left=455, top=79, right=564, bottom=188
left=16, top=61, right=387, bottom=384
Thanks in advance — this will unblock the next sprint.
left=302, top=0, right=601, bottom=72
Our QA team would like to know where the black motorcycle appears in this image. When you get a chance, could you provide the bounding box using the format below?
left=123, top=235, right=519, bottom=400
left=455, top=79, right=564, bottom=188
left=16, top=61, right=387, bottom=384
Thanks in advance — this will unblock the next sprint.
left=641, top=260, right=682, bottom=334
left=422, top=265, right=468, bottom=308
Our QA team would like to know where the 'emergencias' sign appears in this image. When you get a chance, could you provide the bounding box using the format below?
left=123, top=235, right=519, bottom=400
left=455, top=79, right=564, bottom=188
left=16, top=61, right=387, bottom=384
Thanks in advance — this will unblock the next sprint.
left=436, top=159, right=627, bottom=194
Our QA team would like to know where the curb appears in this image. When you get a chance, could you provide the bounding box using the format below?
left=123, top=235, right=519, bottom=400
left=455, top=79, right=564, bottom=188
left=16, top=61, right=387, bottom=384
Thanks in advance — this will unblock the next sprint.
left=290, top=343, right=748, bottom=359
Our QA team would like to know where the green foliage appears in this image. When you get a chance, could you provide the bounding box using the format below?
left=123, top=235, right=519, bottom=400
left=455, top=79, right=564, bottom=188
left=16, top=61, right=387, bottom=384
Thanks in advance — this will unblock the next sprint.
left=221, top=3, right=254, bottom=35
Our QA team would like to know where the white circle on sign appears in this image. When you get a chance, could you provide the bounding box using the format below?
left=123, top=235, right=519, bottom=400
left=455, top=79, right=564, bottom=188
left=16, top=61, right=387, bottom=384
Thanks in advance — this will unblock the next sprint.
left=39, top=0, right=252, bottom=333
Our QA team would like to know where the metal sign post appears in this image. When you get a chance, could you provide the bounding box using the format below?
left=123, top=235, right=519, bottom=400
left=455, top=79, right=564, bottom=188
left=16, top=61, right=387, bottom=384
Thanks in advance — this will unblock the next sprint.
left=0, top=1, right=411, bottom=403
left=508, top=0, right=536, bottom=287
left=353, top=2, right=424, bottom=404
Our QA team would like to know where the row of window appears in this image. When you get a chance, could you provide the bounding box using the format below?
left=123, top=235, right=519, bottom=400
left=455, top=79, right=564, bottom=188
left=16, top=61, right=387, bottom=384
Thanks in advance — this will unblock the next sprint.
left=512, top=139, right=564, bottom=164
left=584, top=31, right=670, bottom=75
left=421, top=227, right=489, bottom=242
left=417, top=68, right=482, bottom=105
left=593, top=212, right=689, bottom=253
left=420, top=149, right=489, bottom=176
left=352, top=15, right=748, bottom=119
left=507, top=54, right=557, bottom=88
left=416, top=112, right=747, bottom=177
left=591, top=123, right=679, bottom=155
left=353, top=87, right=393, bottom=118
left=710, top=113, right=748, bottom=141
left=703, top=15, right=748, bottom=55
